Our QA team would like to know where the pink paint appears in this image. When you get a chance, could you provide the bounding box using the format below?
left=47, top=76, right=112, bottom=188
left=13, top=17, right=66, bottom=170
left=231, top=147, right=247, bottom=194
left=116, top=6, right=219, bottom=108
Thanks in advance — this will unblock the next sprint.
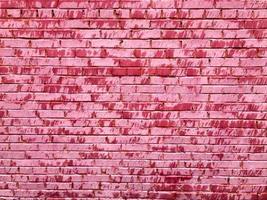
left=0, top=0, right=266, bottom=199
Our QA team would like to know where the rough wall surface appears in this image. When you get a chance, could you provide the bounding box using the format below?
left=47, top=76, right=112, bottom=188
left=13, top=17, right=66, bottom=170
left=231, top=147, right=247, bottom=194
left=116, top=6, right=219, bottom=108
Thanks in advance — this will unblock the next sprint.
left=0, top=0, right=267, bottom=199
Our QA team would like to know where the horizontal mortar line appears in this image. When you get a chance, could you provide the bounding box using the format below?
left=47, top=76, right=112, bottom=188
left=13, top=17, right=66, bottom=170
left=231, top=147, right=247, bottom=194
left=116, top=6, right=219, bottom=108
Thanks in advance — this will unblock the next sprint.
left=2, top=91, right=266, bottom=95
left=1, top=101, right=266, bottom=104
left=0, top=14, right=267, bottom=17
left=0, top=158, right=265, bottom=161
left=0, top=19, right=263, bottom=21
left=1, top=79, right=265, bottom=81
left=2, top=140, right=267, bottom=144
left=1, top=36, right=267, bottom=38
left=0, top=189, right=262, bottom=193
left=2, top=125, right=266, bottom=130
left=2, top=136, right=266, bottom=138
left=0, top=27, right=266, bottom=30
left=2, top=134, right=267, bottom=137
left=2, top=56, right=267, bottom=59
left=0, top=158, right=265, bottom=162
left=1, top=117, right=267, bottom=121
left=4, top=56, right=267, bottom=58
left=4, top=109, right=266, bottom=111
left=0, top=166, right=266, bottom=170
left=1, top=152, right=267, bottom=156
left=0, top=177, right=265, bottom=181
left=1, top=181, right=266, bottom=184
left=1, top=142, right=267, bottom=146
left=4, top=17, right=267, bottom=19
left=1, top=116, right=267, bottom=120
left=1, top=83, right=266, bottom=85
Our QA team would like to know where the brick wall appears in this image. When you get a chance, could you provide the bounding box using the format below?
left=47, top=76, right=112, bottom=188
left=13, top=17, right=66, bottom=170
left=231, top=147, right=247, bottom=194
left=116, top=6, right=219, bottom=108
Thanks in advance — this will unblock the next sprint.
left=0, top=0, right=267, bottom=199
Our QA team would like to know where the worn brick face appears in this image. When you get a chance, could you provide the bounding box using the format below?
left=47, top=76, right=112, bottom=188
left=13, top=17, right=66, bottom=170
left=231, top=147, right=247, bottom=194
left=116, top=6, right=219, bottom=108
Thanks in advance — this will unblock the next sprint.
left=0, top=0, right=267, bottom=199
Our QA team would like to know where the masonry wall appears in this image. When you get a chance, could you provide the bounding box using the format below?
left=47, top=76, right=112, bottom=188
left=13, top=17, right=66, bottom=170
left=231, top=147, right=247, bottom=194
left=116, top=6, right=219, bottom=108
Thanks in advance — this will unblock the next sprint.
left=0, top=0, right=267, bottom=199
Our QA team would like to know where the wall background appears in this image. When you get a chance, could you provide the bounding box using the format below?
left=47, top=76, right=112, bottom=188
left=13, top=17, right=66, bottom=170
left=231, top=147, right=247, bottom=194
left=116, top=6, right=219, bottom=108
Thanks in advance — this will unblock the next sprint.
left=0, top=0, right=267, bottom=199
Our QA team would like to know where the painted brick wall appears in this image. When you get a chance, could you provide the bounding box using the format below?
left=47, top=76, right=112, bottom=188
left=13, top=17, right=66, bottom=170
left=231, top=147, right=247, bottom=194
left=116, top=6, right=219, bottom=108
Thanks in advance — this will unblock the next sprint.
left=0, top=0, right=267, bottom=199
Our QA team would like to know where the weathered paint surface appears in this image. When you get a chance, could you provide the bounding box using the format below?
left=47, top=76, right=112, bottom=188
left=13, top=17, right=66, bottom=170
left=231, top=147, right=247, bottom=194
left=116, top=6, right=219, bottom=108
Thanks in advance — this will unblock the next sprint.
left=0, top=0, right=267, bottom=199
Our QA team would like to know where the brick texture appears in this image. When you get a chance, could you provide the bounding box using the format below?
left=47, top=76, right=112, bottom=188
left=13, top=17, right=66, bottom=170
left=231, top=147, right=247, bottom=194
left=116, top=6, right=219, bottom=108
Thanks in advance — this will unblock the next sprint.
left=0, top=0, right=267, bottom=199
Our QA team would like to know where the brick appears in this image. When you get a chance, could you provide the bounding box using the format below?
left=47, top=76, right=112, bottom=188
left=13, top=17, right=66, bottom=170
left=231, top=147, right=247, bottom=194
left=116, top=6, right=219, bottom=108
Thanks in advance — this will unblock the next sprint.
left=180, top=111, right=208, bottom=119
left=240, top=58, right=267, bottom=66
left=101, top=30, right=131, bottom=39
left=166, top=85, right=201, bottom=93
left=205, top=9, right=221, bottom=18
left=131, top=30, right=161, bottom=39
left=59, top=19, right=89, bottom=29
left=209, top=58, right=239, bottom=66
left=182, top=39, right=210, bottom=48
left=60, top=39, right=90, bottom=47
left=151, top=40, right=181, bottom=48
left=180, top=77, right=208, bottom=85
left=216, top=0, right=246, bottom=8
left=121, top=1, right=150, bottom=9
left=120, top=40, right=150, bottom=48
left=121, top=19, right=150, bottom=29
left=8, top=110, right=36, bottom=118
left=5, top=9, right=21, bottom=18
left=161, top=30, right=192, bottom=39
left=151, top=0, right=178, bottom=8
left=202, top=85, right=253, bottom=94
left=37, top=110, right=65, bottom=118
left=51, top=9, right=87, bottom=18
left=183, top=0, right=215, bottom=8
left=136, top=85, right=165, bottom=93
left=222, top=9, right=237, bottom=18
left=130, top=9, right=147, bottom=19
left=150, top=19, right=183, bottom=28
left=192, top=30, right=223, bottom=38
left=210, top=94, right=239, bottom=102
left=189, top=9, right=205, bottom=18
left=0, top=0, right=267, bottom=199
left=30, top=39, right=60, bottom=48
left=90, top=39, right=121, bottom=48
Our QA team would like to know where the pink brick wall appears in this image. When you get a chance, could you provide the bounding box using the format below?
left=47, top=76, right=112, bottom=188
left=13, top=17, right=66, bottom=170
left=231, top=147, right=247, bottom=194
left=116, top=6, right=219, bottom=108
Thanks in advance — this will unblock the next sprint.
left=0, top=0, right=267, bottom=199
